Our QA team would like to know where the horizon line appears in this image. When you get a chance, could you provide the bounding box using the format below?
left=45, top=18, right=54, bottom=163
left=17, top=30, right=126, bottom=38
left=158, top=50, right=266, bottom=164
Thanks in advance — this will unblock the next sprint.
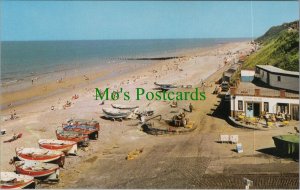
left=1, top=37, right=254, bottom=43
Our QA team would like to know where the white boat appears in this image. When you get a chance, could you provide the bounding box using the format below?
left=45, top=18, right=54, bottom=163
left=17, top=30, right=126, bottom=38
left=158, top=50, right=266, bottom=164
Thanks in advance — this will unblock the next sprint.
left=38, top=139, right=77, bottom=155
left=0, top=172, right=35, bottom=189
left=15, top=161, right=60, bottom=181
left=102, top=108, right=131, bottom=118
left=111, top=104, right=139, bottom=110
left=15, top=147, right=65, bottom=167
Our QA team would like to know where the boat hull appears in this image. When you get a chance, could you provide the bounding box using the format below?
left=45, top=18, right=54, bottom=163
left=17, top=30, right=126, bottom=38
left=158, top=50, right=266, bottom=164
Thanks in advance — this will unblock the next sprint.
left=62, top=125, right=99, bottom=140
left=15, top=162, right=60, bottom=181
left=38, top=140, right=77, bottom=155
left=102, top=108, right=131, bottom=117
left=15, top=148, right=65, bottom=167
left=1, top=181, right=35, bottom=189
left=55, top=130, right=89, bottom=147
left=0, top=172, right=35, bottom=189
left=111, top=104, right=139, bottom=110
left=16, top=166, right=59, bottom=178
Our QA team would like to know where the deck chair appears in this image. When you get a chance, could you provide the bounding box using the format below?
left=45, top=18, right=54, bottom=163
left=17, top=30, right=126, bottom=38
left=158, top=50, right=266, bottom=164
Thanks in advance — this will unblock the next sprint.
left=220, top=135, right=229, bottom=143
left=230, top=135, right=239, bottom=144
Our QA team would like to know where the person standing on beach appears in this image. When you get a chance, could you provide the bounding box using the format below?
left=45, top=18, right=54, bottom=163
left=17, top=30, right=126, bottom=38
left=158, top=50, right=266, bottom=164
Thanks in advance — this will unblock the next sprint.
left=189, top=103, right=193, bottom=112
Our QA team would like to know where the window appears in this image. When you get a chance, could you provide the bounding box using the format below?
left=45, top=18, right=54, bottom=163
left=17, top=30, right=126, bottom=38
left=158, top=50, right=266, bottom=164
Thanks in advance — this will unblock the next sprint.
left=277, top=103, right=289, bottom=114
left=255, top=68, right=260, bottom=74
left=264, top=102, right=269, bottom=112
left=277, top=76, right=281, bottom=82
left=247, top=103, right=253, bottom=111
left=238, top=100, right=243, bottom=110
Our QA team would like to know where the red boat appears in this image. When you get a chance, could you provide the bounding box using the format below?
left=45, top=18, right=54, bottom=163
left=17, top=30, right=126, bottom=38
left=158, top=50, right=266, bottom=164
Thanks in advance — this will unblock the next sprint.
left=63, top=119, right=100, bottom=139
left=15, top=147, right=65, bottom=167
left=0, top=172, right=35, bottom=189
left=62, top=124, right=99, bottom=140
left=67, top=119, right=100, bottom=130
left=56, top=127, right=89, bottom=147
left=15, top=161, right=60, bottom=182
left=38, top=139, right=77, bottom=155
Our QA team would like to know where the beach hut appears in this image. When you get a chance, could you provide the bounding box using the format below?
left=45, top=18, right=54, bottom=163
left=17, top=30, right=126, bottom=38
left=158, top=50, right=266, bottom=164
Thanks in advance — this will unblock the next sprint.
left=255, top=65, right=299, bottom=92
left=241, top=70, right=255, bottom=82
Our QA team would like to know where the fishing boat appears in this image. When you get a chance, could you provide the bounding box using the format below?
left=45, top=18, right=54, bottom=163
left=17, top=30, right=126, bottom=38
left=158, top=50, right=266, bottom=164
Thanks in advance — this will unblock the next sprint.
left=272, top=135, right=299, bottom=156
left=56, top=127, right=89, bottom=147
left=0, top=172, right=35, bottom=189
left=102, top=108, right=131, bottom=117
left=15, top=161, right=60, bottom=182
left=102, top=108, right=134, bottom=121
left=111, top=104, right=139, bottom=110
left=38, top=139, right=77, bottom=155
left=154, top=82, right=177, bottom=91
left=66, top=119, right=100, bottom=130
left=15, top=147, right=65, bottom=167
left=62, top=124, right=99, bottom=140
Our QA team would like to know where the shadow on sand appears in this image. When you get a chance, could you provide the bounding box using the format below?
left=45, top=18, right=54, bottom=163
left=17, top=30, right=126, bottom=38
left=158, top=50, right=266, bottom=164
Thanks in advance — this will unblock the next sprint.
left=206, top=95, right=230, bottom=120
left=257, top=147, right=299, bottom=161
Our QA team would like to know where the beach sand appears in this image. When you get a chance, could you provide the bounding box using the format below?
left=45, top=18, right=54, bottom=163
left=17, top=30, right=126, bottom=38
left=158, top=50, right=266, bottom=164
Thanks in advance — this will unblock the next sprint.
left=1, top=41, right=298, bottom=189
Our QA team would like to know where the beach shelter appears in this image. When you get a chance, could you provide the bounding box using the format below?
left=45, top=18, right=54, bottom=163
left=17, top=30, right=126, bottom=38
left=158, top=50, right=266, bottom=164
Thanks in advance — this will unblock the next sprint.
left=241, top=70, right=255, bottom=82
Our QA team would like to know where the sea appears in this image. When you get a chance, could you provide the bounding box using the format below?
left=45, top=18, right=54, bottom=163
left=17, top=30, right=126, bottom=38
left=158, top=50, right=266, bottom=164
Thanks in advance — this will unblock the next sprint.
left=1, top=38, right=246, bottom=90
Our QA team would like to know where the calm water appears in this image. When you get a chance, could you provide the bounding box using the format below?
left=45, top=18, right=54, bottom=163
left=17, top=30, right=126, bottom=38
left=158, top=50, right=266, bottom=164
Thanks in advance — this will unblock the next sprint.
left=1, top=39, right=245, bottom=84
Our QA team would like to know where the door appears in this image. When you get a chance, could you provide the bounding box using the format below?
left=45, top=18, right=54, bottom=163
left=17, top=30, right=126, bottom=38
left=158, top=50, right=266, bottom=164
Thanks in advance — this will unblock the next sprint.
left=291, top=104, right=299, bottom=120
left=246, top=103, right=253, bottom=117
left=253, top=103, right=260, bottom=117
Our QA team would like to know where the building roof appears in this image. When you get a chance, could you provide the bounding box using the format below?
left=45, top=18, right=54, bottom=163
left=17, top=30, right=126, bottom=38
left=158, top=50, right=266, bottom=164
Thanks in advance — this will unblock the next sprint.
left=224, top=71, right=234, bottom=77
left=241, top=70, right=255, bottom=77
left=233, top=82, right=299, bottom=99
left=256, top=65, right=299, bottom=77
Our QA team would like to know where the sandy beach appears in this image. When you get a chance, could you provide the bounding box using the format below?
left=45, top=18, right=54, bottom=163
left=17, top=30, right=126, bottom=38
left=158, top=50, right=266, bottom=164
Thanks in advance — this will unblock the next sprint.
left=1, top=41, right=298, bottom=189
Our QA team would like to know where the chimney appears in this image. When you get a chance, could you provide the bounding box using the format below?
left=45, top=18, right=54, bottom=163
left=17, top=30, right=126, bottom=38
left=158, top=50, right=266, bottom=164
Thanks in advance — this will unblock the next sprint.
left=280, top=90, right=286, bottom=98
left=254, top=89, right=260, bottom=96
left=230, top=87, right=237, bottom=96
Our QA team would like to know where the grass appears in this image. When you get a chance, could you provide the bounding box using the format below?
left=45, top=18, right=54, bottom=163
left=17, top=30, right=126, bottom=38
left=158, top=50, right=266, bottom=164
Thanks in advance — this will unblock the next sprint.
left=242, top=21, right=299, bottom=72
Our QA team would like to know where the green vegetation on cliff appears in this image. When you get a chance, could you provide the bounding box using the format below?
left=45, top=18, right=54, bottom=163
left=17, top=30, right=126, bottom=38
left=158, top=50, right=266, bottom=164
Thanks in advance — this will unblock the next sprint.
left=243, top=21, right=299, bottom=71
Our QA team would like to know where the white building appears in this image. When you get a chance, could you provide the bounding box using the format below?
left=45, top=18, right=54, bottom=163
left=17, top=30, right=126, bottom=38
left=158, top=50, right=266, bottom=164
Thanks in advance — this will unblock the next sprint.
left=230, top=82, right=299, bottom=120
left=241, top=70, right=255, bottom=82
left=255, top=65, right=299, bottom=92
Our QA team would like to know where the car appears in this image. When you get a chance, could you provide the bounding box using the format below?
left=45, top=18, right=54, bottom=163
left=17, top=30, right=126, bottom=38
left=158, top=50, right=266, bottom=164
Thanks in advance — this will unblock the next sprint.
left=224, top=91, right=231, bottom=101
left=221, top=81, right=229, bottom=91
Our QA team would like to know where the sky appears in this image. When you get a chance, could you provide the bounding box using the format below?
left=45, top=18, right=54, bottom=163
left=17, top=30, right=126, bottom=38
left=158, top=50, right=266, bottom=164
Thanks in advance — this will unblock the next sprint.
left=1, top=1, right=299, bottom=41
